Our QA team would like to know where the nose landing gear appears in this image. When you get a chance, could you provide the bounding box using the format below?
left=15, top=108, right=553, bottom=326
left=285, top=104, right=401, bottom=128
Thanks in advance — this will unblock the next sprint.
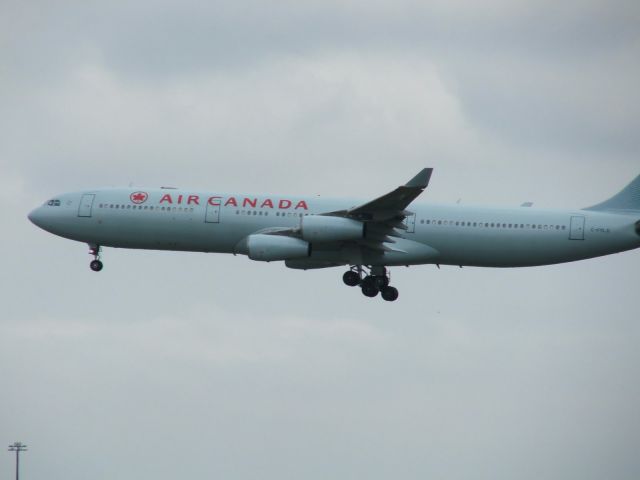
left=342, top=266, right=399, bottom=301
left=90, top=260, right=103, bottom=272
left=89, top=245, right=103, bottom=272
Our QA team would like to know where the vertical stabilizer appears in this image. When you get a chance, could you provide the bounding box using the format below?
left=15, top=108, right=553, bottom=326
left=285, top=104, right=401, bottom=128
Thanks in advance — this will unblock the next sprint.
left=585, top=174, right=640, bottom=213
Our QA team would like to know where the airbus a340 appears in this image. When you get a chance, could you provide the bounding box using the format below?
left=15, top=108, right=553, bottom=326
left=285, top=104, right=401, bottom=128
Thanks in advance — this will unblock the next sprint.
left=28, top=169, right=640, bottom=301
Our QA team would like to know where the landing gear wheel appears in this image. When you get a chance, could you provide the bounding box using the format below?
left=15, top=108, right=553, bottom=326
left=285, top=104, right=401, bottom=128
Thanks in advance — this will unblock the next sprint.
left=381, top=286, right=399, bottom=302
left=361, top=276, right=379, bottom=297
left=343, top=271, right=360, bottom=287
left=90, top=260, right=103, bottom=272
left=361, top=284, right=379, bottom=297
left=375, top=276, right=390, bottom=289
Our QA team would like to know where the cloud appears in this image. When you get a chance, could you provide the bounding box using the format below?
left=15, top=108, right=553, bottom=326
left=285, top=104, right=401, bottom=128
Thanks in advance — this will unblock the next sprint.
left=3, top=52, right=494, bottom=197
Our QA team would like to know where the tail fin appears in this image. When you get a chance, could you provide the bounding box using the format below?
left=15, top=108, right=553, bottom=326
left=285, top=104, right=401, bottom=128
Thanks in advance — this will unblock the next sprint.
left=585, top=174, right=640, bottom=213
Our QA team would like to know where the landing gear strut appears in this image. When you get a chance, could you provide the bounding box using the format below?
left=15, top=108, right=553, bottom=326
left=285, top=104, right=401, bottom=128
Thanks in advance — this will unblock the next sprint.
left=89, top=244, right=103, bottom=272
left=341, top=266, right=399, bottom=301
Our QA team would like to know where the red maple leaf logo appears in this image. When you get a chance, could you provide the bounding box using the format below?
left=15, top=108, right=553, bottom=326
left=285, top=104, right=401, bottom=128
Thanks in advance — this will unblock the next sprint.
left=130, top=192, right=148, bottom=204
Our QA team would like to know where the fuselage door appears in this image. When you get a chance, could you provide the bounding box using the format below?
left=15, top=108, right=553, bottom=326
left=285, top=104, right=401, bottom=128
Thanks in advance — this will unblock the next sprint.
left=205, top=202, right=220, bottom=223
left=403, top=213, right=416, bottom=233
left=569, top=215, right=585, bottom=240
left=78, top=194, right=95, bottom=217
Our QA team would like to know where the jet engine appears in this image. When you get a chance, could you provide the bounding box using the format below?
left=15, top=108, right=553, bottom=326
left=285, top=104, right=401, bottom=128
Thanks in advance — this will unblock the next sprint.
left=300, top=215, right=364, bottom=243
left=245, top=234, right=310, bottom=261
left=636, top=220, right=640, bottom=236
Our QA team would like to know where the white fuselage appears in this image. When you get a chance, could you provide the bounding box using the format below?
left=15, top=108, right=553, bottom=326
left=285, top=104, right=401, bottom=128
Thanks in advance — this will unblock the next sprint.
left=28, top=187, right=640, bottom=268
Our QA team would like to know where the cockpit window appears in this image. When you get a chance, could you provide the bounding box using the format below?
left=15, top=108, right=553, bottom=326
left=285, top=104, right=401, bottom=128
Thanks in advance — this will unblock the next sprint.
left=47, top=199, right=61, bottom=206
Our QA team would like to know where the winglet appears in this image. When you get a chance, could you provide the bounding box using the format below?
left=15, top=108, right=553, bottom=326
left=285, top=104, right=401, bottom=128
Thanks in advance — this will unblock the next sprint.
left=405, top=168, right=433, bottom=189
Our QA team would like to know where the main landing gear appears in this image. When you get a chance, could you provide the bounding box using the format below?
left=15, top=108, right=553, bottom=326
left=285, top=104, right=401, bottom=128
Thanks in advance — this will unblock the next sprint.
left=342, top=266, right=399, bottom=301
left=89, top=244, right=103, bottom=272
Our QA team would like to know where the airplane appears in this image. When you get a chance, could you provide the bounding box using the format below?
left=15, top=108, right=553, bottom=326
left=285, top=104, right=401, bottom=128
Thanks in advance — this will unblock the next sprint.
left=28, top=169, right=640, bottom=301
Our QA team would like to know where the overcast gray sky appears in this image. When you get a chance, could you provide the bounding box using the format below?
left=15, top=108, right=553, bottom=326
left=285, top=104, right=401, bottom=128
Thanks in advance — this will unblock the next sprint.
left=2, top=1, right=640, bottom=479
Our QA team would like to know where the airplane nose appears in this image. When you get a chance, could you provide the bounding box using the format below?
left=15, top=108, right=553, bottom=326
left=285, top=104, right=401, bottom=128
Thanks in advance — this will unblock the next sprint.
left=28, top=207, right=44, bottom=227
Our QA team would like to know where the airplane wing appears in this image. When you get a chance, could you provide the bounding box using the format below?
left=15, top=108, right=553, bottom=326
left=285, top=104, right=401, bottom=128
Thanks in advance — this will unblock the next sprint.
left=343, top=168, right=433, bottom=221
left=322, top=168, right=433, bottom=222
left=236, top=168, right=434, bottom=256
left=319, top=168, right=434, bottom=252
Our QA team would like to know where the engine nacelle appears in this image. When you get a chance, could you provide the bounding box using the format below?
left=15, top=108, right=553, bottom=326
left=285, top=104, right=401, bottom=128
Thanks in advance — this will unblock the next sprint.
left=300, top=215, right=364, bottom=243
left=636, top=220, right=640, bottom=236
left=245, top=234, right=310, bottom=262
